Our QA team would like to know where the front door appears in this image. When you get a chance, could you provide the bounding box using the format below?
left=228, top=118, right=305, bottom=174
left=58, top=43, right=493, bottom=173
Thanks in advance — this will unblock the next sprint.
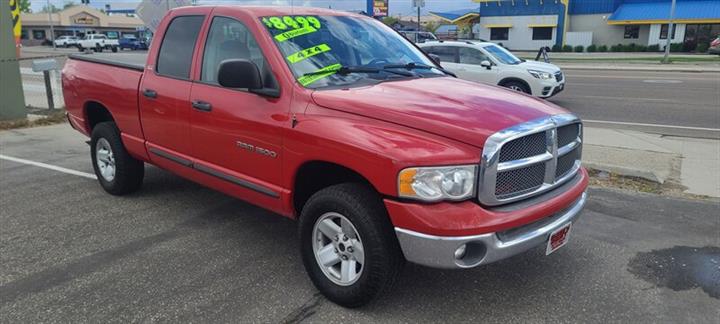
left=456, top=47, right=499, bottom=84
left=189, top=14, right=288, bottom=198
left=139, top=13, right=206, bottom=161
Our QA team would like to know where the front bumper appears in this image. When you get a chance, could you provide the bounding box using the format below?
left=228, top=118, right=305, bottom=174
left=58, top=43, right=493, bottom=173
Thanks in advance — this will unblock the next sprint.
left=394, top=191, right=587, bottom=269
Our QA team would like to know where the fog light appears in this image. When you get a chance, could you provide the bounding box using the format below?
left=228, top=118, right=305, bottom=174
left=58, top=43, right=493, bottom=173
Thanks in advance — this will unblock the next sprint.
left=454, top=244, right=467, bottom=260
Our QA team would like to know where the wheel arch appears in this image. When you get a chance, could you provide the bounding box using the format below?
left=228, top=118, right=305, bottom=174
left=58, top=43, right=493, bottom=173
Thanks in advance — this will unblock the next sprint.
left=84, top=101, right=115, bottom=131
left=498, top=77, right=532, bottom=93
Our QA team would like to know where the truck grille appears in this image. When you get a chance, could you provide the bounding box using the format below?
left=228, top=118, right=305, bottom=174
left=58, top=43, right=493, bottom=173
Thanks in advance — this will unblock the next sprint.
left=478, top=114, right=582, bottom=206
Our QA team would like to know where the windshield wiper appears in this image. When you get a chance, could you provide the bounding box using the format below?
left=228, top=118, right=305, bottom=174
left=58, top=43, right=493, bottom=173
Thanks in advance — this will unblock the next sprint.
left=302, top=65, right=414, bottom=77
left=383, top=62, right=456, bottom=77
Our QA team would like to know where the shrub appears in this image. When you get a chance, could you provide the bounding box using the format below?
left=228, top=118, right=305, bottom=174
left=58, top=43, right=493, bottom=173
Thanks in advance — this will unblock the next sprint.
left=670, top=43, right=683, bottom=52
left=610, top=44, right=622, bottom=52
left=551, top=44, right=562, bottom=52
left=574, top=45, right=584, bottom=52
left=647, top=44, right=660, bottom=52
left=696, top=43, right=709, bottom=53
left=624, top=43, right=637, bottom=52
left=586, top=44, right=597, bottom=52
left=562, top=44, right=573, bottom=52
left=637, top=45, right=648, bottom=52
left=598, top=45, right=608, bottom=52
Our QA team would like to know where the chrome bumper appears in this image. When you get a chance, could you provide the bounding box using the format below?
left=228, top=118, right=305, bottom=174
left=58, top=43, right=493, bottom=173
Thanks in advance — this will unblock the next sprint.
left=394, top=192, right=587, bottom=269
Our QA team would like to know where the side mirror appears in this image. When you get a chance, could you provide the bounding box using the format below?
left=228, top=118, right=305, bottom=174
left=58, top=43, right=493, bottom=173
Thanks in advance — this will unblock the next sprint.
left=429, top=53, right=441, bottom=65
left=218, top=59, right=263, bottom=90
left=480, top=60, right=492, bottom=70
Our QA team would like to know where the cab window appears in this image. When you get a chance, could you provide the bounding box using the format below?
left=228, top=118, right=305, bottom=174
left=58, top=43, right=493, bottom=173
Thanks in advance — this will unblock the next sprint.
left=156, top=15, right=205, bottom=79
left=458, top=47, right=489, bottom=65
left=201, top=16, right=277, bottom=89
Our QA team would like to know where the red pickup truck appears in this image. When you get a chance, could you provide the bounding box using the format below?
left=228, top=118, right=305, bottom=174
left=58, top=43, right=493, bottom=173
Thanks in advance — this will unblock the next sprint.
left=62, top=6, right=588, bottom=307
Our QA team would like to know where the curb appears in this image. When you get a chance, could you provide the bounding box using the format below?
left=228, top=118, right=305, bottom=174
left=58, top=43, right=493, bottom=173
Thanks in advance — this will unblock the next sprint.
left=584, top=162, right=664, bottom=184
left=558, top=66, right=720, bottom=73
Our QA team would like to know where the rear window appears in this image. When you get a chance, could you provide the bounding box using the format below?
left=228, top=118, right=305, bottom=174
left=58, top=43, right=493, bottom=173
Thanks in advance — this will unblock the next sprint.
left=156, top=15, right=205, bottom=79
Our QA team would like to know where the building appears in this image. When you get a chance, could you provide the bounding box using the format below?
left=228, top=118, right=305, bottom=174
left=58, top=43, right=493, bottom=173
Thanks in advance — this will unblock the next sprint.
left=20, top=5, right=144, bottom=46
left=430, top=0, right=720, bottom=51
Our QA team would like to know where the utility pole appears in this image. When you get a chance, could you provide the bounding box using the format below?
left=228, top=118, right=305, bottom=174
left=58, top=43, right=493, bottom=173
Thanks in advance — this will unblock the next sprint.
left=47, top=0, right=56, bottom=50
left=413, top=0, right=424, bottom=43
left=662, top=0, right=676, bottom=64
left=1, top=0, right=27, bottom=120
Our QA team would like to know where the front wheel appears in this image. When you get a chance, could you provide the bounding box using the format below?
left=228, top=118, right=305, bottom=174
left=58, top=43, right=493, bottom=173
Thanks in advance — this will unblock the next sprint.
left=90, top=122, right=144, bottom=195
left=111, top=46, right=118, bottom=53
left=299, top=183, right=404, bottom=308
left=502, top=80, right=531, bottom=95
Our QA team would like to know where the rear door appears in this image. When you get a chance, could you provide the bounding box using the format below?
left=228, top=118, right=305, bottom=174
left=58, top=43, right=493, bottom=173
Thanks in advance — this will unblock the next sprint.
left=424, top=45, right=460, bottom=70
left=457, top=47, right=499, bottom=84
left=139, top=10, right=208, bottom=165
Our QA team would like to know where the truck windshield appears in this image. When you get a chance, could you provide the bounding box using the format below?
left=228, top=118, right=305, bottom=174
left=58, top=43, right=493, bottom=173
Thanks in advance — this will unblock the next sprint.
left=483, top=44, right=522, bottom=65
left=261, top=15, right=444, bottom=88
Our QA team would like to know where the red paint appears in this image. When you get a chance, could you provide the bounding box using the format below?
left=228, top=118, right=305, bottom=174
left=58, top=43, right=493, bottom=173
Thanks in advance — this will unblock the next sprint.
left=62, top=6, right=588, bottom=237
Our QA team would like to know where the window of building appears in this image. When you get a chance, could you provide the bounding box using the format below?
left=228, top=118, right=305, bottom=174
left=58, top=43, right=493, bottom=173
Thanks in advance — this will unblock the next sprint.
left=32, top=30, right=46, bottom=40
left=201, top=17, right=267, bottom=85
left=490, top=27, right=509, bottom=41
left=156, top=15, right=205, bottom=79
left=20, top=30, right=28, bottom=40
left=458, top=47, right=489, bottom=65
left=532, top=27, right=553, bottom=40
left=659, top=24, right=677, bottom=40
left=624, top=25, right=639, bottom=39
left=424, top=46, right=458, bottom=63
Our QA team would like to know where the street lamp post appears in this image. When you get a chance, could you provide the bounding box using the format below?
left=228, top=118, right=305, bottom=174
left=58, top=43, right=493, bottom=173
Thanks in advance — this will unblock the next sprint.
left=662, top=0, right=677, bottom=64
left=47, top=0, right=56, bottom=50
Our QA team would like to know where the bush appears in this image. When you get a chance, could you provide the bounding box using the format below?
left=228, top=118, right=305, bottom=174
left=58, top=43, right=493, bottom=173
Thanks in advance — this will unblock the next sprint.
left=696, top=43, right=709, bottom=53
left=598, top=45, right=608, bottom=52
left=610, top=44, right=622, bottom=52
left=551, top=44, right=562, bottom=52
left=670, top=43, right=683, bottom=52
left=574, top=45, right=584, bottom=52
left=637, top=45, right=648, bottom=52
left=623, top=43, right=636, bottom=52
left=647, top=44, right=660, bottom=52
left=562, top=44, right=573, bottom=52
left=586, top=44, right=597, bottom=52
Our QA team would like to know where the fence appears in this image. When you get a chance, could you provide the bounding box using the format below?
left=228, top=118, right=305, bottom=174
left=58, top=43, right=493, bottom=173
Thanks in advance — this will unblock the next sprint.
left=20, top=64, right=64, bottom=114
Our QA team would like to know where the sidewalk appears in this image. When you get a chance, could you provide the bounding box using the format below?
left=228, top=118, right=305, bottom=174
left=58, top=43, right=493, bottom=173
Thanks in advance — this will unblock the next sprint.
left=583, top=127, right=720, bottom=197
left=558, top=62, right=720, bottom=72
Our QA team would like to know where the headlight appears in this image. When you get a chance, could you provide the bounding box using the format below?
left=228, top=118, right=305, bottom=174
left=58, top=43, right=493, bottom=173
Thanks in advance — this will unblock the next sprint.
left=398, top=165, right=477, bottom=202
left=528, top=69, right=553, bottom=80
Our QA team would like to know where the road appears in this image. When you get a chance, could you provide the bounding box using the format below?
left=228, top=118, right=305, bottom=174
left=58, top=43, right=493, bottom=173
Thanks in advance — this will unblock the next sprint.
left=16, top=48, right=720, bottom=136
left=1, top=125, right=718, bottom=322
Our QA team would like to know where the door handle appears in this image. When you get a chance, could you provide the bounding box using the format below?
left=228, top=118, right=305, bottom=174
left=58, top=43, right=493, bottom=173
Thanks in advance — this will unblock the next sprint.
left=143, top=89, right=157, bottom=98
left=192, top=100, right=212, bottom=112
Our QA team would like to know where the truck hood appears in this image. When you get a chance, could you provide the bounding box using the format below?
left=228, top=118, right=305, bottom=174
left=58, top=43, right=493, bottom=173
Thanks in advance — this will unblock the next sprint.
left=519, top=60, right=561, bottom=73
left=311, top=77, right=569, bottom=148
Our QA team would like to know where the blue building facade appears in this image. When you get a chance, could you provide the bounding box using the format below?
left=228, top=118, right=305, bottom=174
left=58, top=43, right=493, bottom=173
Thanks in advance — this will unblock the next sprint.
left=430, top=0, right=720, bottom=51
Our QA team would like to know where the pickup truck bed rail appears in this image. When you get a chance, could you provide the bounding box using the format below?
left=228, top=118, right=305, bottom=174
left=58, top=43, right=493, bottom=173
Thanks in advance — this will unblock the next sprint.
left=68, top=53, right=146, bottom=72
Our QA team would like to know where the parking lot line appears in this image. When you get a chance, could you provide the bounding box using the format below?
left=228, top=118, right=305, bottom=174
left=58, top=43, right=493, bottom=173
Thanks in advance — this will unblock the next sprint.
left=0, top=154, right=97, bottom=179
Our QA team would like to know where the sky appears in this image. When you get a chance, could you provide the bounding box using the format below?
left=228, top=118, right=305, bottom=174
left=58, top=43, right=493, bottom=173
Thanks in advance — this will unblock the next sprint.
left=30, top=0, right=480, bottom=17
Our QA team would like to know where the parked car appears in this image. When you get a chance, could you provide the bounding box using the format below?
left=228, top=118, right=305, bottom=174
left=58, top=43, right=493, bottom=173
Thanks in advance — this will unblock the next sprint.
left=420, top=40, right=565, bottom=98
left=398, top=31, right=437, bottom=43
left=119, top=35, right=148, bottom=50
left=54, top=35, right=79, bottom=47
left=709, top=36, right=720, bottom=55
left=77, top=34, right=119, bottom=53
left=63, top=6, right=587, bottom=308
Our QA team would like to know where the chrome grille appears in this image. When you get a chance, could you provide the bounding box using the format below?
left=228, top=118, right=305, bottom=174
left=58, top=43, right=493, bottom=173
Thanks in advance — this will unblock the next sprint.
left=479, top=114, right=582, bottom=206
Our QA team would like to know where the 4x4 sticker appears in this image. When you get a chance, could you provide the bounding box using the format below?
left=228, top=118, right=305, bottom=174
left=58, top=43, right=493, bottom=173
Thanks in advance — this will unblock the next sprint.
left=287, top=44, right=331, bottom=64
left=297, top=63, right=342, bottom=86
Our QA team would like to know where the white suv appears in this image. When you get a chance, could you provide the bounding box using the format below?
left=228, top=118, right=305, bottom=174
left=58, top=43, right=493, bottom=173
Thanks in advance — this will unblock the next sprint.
left=419, top=41, right=565, bottom=98
left=54, top=36, right=79, bottom=47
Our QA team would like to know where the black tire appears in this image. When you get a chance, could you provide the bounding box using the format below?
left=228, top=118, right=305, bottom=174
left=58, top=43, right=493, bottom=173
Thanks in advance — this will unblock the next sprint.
left=90, top=122, right=144, bottom=195
left=77, top=45, right=84, bottom=52
left=502, top=80, right=531, bottom=95
left=96, top=44, right=102, bottom=53
left=111, top=46, right=118, bottom=53
left=299, top=183, right=404, bottom=308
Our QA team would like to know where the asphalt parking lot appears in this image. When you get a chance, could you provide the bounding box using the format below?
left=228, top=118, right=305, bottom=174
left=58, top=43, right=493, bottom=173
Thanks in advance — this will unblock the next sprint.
left=1, top=124, right=718, bottom=322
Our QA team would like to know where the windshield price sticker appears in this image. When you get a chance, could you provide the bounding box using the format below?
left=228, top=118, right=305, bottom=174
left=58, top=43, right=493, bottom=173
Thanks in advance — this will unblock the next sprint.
left=287, top=44, right=331, bottom=64
left=275, top=26, right=317, bottom=42
left=263, top=16, right=321, bottom=30
left=297, top=63, right=342, bottom=86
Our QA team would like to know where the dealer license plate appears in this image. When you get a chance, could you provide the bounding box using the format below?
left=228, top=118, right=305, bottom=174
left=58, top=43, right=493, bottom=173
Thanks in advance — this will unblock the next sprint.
left=546, top=222, right=572, bottom=255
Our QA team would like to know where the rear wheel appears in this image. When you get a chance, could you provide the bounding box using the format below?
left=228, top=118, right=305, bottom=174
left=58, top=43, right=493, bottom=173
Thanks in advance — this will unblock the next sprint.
left=502, top=80, right=531, bottom=95
left=111, top=46, right=118, bottom=53
left=77, top=45, right=84, bottom=52
left=299, top=183, right=404, bottom=308
left=95, top=44, right=102, bottom=53
left=90, top=122, right=144, bottom=195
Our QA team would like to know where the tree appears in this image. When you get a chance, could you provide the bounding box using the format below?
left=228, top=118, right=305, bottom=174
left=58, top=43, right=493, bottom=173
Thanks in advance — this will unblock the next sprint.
left=39, top=3, right=59, bottom=13
left=382, top=16, right=399, bottom=26
left=17, top=0, right=32, bottom=13
left=424, top=21, right=440, bottom=33
left=63, top=1, right=77, bottom=9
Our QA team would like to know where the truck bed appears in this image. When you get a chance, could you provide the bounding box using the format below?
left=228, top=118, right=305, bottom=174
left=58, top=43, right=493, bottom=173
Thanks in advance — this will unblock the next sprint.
left=68, top=52, right=147, bottom=71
